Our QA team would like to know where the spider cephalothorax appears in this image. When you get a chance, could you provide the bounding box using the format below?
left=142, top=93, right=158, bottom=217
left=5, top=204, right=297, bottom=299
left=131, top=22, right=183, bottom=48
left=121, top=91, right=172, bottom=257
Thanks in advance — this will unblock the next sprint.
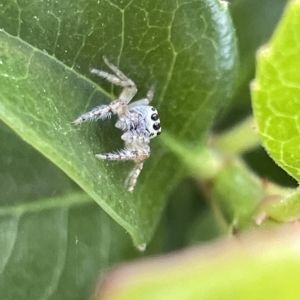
left=72, top=56, right=161, bottom=192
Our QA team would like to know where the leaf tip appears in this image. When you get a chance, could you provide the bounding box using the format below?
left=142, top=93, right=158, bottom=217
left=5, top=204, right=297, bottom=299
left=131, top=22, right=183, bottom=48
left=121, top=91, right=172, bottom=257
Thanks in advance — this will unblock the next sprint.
left=137, top=243, right=146, bottom=252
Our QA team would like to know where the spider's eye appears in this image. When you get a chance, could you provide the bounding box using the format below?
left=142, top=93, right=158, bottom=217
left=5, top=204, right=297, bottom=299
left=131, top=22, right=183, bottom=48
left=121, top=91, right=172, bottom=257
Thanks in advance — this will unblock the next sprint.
left=153, top=122, right=161, bottom=131
left=151, top=113, right=159, bottom=121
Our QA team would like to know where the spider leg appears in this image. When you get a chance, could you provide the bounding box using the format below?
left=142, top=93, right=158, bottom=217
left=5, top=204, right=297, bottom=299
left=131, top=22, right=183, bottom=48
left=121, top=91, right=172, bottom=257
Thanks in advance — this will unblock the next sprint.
left=125, top=161, right=144, bottom=192
left=95, top=149, right=149, bottom=161
left=73, top=96, right=130, bottom=125
left=90, top=57, right=137, bottom=105
left=72, top=104, right=112, bottom=125
left=121, top=132, right=151, bottom=145
left=89, top=68, right=134, bottom=90
left=128, top=98, right=149, bottom=108
left=96, top=148, right=150, bottom=192
left=146, top=84, right=155, bottom=103
left=128, top=85, right=155, bottom=108
left=102, top=56, right=130, bottom=81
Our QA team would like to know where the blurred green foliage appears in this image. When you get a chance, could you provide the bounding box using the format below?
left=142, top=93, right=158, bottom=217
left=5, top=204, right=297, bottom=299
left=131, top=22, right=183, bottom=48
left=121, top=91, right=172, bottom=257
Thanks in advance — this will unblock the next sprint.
left=0, top=0, right=297, bottom=299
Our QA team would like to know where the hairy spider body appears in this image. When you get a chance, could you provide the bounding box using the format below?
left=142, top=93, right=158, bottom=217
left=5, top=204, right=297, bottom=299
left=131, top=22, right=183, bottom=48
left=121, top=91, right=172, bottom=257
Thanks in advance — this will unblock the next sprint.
left=72, top=56, right=161, bottom=192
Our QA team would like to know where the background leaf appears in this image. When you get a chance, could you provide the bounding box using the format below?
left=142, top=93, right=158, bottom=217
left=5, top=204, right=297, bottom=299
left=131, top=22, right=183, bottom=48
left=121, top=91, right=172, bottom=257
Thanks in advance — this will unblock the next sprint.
left=222, top=0, right=296, bottom=188
left=0, top=0, right=237, bottom=245
left=252, top=0, right=300, bottom=182
left=97, top=226, right=300, bottom=300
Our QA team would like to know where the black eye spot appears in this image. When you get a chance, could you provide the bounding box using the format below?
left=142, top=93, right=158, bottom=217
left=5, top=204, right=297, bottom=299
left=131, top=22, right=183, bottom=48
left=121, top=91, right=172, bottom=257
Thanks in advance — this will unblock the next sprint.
left=153, top=122, right=161, bottom=130
left=151, top=107, right=156, bottom=111
left=151, top=113, right=159, bottom=121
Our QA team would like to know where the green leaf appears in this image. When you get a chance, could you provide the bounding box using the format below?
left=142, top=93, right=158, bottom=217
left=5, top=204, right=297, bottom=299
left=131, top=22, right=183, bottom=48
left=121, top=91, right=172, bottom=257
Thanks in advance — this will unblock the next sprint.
left=96, top=226, right=300, bottom=300
left=0, top=192, right=135, bottom=300
left=252, top=0, right=300, bottom=182
left=0, top=123, right=137, bottom=299
left=0, top=122, right=75, bottom=205
left=0, top=0, right=237, bottom=245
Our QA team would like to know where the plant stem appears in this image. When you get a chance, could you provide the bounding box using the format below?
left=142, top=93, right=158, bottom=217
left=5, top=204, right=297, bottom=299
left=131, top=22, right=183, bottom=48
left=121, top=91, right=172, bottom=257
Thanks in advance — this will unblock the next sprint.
left=213, top=116, right=261, bottom=154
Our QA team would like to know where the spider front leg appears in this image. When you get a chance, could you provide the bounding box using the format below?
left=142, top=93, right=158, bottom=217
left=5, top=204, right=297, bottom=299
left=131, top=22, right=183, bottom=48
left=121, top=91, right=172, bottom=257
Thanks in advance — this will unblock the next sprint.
left=72, top=103, right=113, bottom=125
left=72, top=98, right=130, bottom=126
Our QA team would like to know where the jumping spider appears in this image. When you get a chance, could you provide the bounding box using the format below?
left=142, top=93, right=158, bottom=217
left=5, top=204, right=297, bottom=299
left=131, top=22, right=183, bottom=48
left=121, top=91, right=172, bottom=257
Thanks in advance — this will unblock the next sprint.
left=72, top=56, right=161, bottom=192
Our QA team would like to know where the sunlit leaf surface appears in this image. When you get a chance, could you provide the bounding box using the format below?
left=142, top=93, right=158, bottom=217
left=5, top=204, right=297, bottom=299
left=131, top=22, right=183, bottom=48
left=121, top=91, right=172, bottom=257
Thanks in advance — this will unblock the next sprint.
left=252, top=0, right=300, bottom=181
